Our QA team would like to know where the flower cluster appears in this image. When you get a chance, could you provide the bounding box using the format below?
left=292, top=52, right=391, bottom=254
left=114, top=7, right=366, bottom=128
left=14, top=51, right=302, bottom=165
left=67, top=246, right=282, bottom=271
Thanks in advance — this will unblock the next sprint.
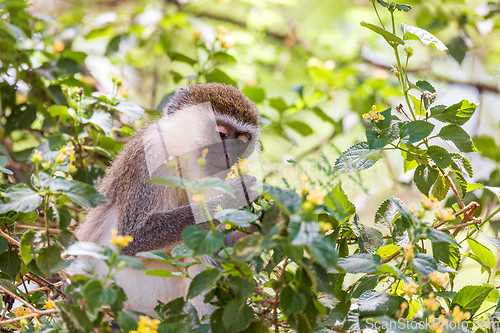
left=421, top=194, right=439, bottom=210
left=362, top=105, right=385, bottom=122
left=403, top=281, right=418, bottom=296
left=43, top=300, right=56, bottom=309
left=110, top=229, right=133, bottom=247
left=403, top=244, right=414, bottom=263
left=435, top=208, right=454, bottom=222
left=423, top=292, right=441, bottom=311
left=12, top=306, right=32, bottom=317
left=216, top=26, right=236, bottom=48
left=430, top=271, right=450, bottom=287
left=306, top=186, right=326, bottom=205
left=130, top=315, right=160, bottom=333
left=225, top=158, right=250, bottom=180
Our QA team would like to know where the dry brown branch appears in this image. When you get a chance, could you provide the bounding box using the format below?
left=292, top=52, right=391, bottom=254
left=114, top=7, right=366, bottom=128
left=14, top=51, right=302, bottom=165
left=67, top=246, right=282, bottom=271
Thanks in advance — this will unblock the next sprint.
left=0, top=309, right=59, bottom=326
left=0, top=229, right=20, bottom=247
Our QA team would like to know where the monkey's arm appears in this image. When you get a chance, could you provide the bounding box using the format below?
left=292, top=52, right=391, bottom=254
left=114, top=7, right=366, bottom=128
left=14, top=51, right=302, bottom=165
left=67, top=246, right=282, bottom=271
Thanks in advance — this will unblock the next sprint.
left=120, top=176, right=258, bottom=256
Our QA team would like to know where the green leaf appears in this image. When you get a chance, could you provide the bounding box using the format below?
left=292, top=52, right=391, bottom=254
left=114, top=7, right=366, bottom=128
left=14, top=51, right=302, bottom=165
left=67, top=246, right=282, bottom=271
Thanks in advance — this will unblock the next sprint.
left=214, top=209, right=256, bottom=228
left=307, top=235, right=338, bottom=268
left=337, top=254, right=381, bottom=274
left=269, top=98, right=288, bottom=112
left=467, top=239, right=496, bottom=268
left=286, top=120, right=314, bottom=136
left=57, top=229, right=78, bottom=249
left=228, top=276, right=255, bottom=300
left=82, top=280, right=103, bottom=313
left=36, top=245, right=62, bottom=277
left=261, top=186, right=301, bottom=214
left=401, top=24, right=447, bottom=51
left=145, top=269, right=183, bottom=277
left=205, top=69, right=236, bottom=86
left=450, top=153, right=473, bottom=178
left=82, top=111, right=112, bottom=135
left=242, top=86, right=265, bottom=104
left=0, top=156, right=12, bottom=175
left=358, top=291, right=405, bottom=317
left=324, top=183, right=356, bottom=223
left=117, top=255, right=146, bottom=270
left=280, top=286, right=307, bottom=316
left=0, top=251, right=21, bottom=279
left=20, top=229, right=36, bottom=264
left=49, top=178, right=107, bottom=207
left=449, top=170, right=466, bottom=200
left=57, top=302, right=93, bottom=332
left=483, top=236, right=500, bottom=250
left=232, top=234, right=263, bottom=262
left=187, top=268, right=221, bottom=299
left=430, top=100, right=477, bottom=125
left=452, top=285, right=494, bottom=316
left=432, top=241, right=460, bottom=271
left=430, top=174, right=450, bottom=201
left=169, top=52, right=197, bottom=65
left=366, top=129, right=389, bottom=149
left=412, top=253, right=437, bottom=276
left=348, top=275, right=380, bottom=299
left=222, top=300, right=253, bottom=332
left=67, top=242, right=108, bottom=260
left=448, top=36, right=467, bottom=65
left=360, top=21, right=404, bottom=45
left=374, top=197, right=403, bottom=229
left=427, top=145, right=452, bottom=169
left=149, top=175, right=186, bottom=188
left=376, top=0, right=411, bottom=11
left=414, top=164, right=439, bottom=196
left=426, top=228, right=459, bottom=247
left=0, top=184, right=42, bottom=214
left=438, top=124, right=477, bottom=152
left=399, top=121, right=434, bottom=144
left=0, top=237, right=7, bottom=255
left=199, top=178, right=234, bottom=195
left=182, top=226, right=223, bottom=256
left=211, top=51, right=237, bottom=63
left=416, top=80, right=435, bottom=93
left=57, top=204, right=72, bottom=229
left=114, top=101, right=145, bottom=122
left=334, top=142, right=383, bottom=174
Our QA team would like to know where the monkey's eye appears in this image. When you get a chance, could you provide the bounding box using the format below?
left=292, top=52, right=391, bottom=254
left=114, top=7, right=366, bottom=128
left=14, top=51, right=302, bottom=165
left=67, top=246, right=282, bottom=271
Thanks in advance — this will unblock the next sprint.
left=237, top=134, right=250, bottom=144
left=217, top=125, right=229, bottom=139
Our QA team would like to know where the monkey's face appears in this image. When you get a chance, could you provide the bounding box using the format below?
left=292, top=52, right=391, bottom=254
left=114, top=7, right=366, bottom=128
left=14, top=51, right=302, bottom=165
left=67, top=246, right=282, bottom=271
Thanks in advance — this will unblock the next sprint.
left=202, top=121, right=255, bottom=173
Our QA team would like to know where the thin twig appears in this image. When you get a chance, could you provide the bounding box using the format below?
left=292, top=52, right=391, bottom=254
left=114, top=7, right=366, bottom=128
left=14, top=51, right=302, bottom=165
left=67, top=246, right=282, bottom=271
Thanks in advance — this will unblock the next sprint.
left=0, top=309, right=58, bottom=325
left=0, top=229, right=20, bottom=247
left=0, top=286, right=38, bottom=313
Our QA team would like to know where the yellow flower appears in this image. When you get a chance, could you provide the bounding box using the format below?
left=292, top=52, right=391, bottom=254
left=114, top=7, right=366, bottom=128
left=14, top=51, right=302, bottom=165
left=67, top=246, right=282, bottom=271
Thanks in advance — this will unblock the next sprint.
left=43, top=300, right=56, bottom=309
left=306, top=186, right=326, bottom=205
left=319, top=222, right=332, bottom=232
left=42, top=161, right=52, bottom=169
left=451, top=305, right=469, bottom=322
left=130, top=315, right=161, bottom=333
left=202, top=148, right=209, bottom=159
left=53, top=40, right=65, bottom=53
left=117, top=261, right=126, bottom=270
left=12, top=306, right=32, bottom=317
left=193, top=29, right=202, bottom=40
left=192, top=194, right=202, bottom=202
left=430, top=271, right=450, bottom=287
left=362, top=105, right=385, bottom=122
left=225, top=158, right=250, bottom=180
left=55, top=153, right=67, bottom=164
left=421, top=194, right=439, bottom=210
left=216, top=26, right=236, bottom=48
left=110, top=229, right=133, bottom=247
left=403, top=245, right=414, bottom=262
left=435, top=208, right=454, bottom=222
left=31, top=150, right=43, bottom=163
left=62, top=145, right=76, bottom=162
left=403, top=282, right=418, bottom=296
left=423, top=292, right=441, bottom=311
left=225, top=223, right=232, bottom=230
left=215, top=204, right=223, bottom=212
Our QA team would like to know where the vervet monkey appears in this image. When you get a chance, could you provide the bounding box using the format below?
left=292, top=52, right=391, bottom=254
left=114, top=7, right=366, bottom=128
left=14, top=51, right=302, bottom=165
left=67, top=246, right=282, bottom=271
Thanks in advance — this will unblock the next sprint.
left=75, top=83, right=261, bottom=316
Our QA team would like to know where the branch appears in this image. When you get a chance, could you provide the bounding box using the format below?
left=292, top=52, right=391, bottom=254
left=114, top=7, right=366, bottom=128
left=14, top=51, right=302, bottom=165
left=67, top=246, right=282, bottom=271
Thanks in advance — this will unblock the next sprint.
left=0, top=309, right=58, bottom=326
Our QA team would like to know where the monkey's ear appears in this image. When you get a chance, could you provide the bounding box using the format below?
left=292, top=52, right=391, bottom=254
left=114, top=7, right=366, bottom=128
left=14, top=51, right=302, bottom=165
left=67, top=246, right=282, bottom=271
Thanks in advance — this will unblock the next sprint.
left=164, top=87, right=192, bottom=115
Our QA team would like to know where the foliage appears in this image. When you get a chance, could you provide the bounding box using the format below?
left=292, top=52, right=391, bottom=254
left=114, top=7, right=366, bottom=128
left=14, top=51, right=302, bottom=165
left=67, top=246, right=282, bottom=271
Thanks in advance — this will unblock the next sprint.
left=1, top=0, right=500, bottom=332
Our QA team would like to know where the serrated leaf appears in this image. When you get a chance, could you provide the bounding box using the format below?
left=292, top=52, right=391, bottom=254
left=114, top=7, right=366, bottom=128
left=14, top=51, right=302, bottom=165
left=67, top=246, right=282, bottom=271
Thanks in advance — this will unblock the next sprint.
left=334, top=142, right=383, bottom=174
left=374, top=197, right=403, bottom=229
left=20, top=229, right=36, bottom=264
left=413, top=253, right=438, bottom=276
left=452, top=285, right=494, bottom=316
left=416, top=80, right=435, bottom=93
left=222, top=300, right=253, bottom=332
left=427, top=145, right=452, bottom=169
left=145, top=269, right=183, bottom=277
left=438, top=124, right=476, bottom=152
left=337, top=254, right=381, bottom=274
left=430, top=100, right=477, bottom=125
left=450, top=153, right=473, bottom=178
left=114, top=101, right=145, bottom=122
left=0, top=251, right=21, bottom=279
left=36, top=245, right=62, bottom=277
left=0, top=184, right=42, bottom=214
left=324, top=183, right=356, bottom=223
left=414, top=164, right=439, bottom=196
left=468, top=239, right=496, bottom=268
left=401, top=24, right=447, bottom=51
left=187, top=268, right=221, bottom=299
left=361, top=21, right=404, bottom=45
left=48, top=178, right=107, bottom=207
left=280, top=285, right=307, bottom=316
left=182, top=226, right=223, bottom=256
left=430, top=174, right=450, bottom=201
left=448, top=36, right=467, bottom=65
left=400, top=120, right=434, bottom=144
